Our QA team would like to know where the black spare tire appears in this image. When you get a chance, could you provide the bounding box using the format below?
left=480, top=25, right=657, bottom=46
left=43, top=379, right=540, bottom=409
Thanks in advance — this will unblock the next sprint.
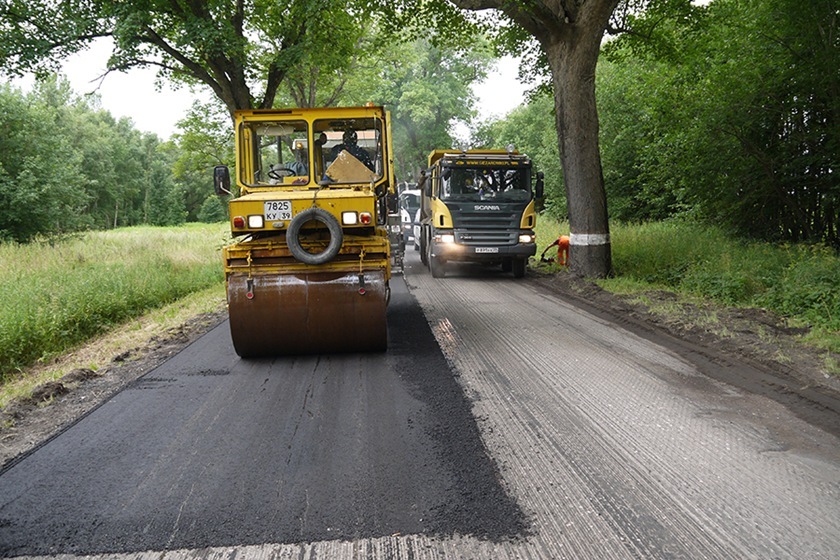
left=287, top=208, right=344, bottom=265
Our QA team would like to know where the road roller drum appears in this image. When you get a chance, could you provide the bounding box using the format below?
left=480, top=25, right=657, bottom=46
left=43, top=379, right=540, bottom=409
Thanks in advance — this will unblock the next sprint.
left=227, top=271, right=388, bottom=357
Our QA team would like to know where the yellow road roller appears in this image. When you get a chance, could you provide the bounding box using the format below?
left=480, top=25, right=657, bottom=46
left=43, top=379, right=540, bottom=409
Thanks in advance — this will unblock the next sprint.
left=213, top=106, right=395, bottom=357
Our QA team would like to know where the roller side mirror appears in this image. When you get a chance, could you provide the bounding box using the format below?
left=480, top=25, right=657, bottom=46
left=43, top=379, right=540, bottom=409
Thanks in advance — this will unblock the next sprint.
left=214, top=165, right=231, bottom=196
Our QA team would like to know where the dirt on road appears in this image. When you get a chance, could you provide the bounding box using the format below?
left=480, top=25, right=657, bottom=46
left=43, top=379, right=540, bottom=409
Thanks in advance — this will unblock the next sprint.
left=2, top=271, right=839, bottom=470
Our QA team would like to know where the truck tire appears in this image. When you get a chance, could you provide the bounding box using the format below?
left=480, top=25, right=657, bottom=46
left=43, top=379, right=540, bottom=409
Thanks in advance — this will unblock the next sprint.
left=430, top=251, right=446, bottom=278
left=420, top=230, right=428, bottom=266
left=287, top=208, right=343, bottom=265
left=512, top=258, right=526, bottom=278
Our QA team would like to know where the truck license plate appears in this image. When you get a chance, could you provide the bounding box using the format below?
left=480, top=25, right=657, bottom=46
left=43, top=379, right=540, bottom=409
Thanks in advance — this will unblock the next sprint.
left=264, top=200, right=292, bottom=221
left=475, top=247, right=499, bottom=254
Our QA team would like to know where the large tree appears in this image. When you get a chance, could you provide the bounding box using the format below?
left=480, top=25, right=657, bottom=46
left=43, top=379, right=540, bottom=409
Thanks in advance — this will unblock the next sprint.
left=1, top=0, right=481, bottom=175
left=0, top=0, right=367, bottom=120
left=449, top=0, right=622, bottom=277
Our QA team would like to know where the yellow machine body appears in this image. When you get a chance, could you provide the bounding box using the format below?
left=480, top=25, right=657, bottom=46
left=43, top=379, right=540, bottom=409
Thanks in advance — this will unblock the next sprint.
left=218, top=106, right=395, bottom=356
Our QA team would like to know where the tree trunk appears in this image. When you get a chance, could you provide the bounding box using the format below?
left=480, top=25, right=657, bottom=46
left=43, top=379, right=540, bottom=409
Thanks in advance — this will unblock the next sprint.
left=545, top=34, right=612, bottom=278
left=448, top=0, right=616, bottom=277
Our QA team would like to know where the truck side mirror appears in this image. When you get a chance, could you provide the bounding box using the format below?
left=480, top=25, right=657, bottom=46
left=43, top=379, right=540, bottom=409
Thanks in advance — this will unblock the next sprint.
left=214, top=165, right=231, bottom=196
left=535, top=171, right=544, bottom=199
left=418, top=169, right=432, bottom=197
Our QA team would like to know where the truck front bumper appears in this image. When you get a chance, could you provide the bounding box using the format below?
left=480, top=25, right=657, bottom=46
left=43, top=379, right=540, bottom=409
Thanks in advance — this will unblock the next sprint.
left=431, top=240, right=536, bottom=262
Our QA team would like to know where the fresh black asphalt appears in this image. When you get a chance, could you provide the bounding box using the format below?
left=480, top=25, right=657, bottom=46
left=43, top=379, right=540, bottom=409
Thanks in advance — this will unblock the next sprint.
left=0, top=277, right=526, bottom=557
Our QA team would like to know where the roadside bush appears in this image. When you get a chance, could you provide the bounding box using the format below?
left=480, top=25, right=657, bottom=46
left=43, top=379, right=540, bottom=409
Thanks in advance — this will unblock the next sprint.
left=539, top=216, right=840, bottom=351
left=610, top=220, right=710, bottom=286
left=756, top=245, right=840, bottom=332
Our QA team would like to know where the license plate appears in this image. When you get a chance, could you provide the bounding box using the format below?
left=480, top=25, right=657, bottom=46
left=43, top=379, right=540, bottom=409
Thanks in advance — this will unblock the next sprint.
left=475, top=247, right=499, bottom=254
left=264, top=200, right=292, bottom=221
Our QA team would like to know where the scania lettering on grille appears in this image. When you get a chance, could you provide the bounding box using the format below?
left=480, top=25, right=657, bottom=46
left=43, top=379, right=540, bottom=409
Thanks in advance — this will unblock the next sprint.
left=474, top=205, right=501, bottom=211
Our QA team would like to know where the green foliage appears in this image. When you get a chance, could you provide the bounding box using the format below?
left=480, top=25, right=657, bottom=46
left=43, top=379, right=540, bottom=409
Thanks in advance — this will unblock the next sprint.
left=599, top=0, right=840, bottom=246
left=0, top=80, right=91, bottom=241
left=173, top=101, right=235, bottom=220
left=596, top=59, right=688, bottom=221
left=0, top=224, right=226, bottom=380
left=0, top=0, right=100, bottom=78
left=756, top=246, right=840, bottom=333
left=197, top=194, right=228, bottom=223
left=1, top=0, right=485, bottom=117
left=605, top=220, right=840, bottom=338
left=366, top=38, right=494, bottom=179
left=537, top=216, right=840, bottom=350
left=0, top=79, right=191, bottom=240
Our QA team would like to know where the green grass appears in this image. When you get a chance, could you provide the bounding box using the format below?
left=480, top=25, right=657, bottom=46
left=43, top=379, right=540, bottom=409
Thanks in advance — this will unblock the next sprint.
left=4, top=217, right=838, bottom=384
left=536, top=217, right=840, bottom=354
left=0, top=224, right=229, bottom=380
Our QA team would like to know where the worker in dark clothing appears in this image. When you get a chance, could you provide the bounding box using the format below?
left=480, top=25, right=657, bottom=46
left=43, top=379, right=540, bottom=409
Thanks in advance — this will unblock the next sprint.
left=330, top=129, right=374, bottom=171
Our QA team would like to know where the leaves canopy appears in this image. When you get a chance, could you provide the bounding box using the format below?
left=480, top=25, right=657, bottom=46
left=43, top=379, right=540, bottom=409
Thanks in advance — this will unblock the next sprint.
left=0, top=78, right=190, bottom=241
left=599, top=0, right=839, bottom=245
left=1, top=0, right=373, bottom=117
left=1, top=0, right=484, bottom=120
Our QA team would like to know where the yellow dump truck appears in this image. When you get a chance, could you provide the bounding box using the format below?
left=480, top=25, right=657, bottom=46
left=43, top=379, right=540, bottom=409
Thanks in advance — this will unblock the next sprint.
left=213, top=106, right=396, bottom=357
left=417, top=148, right=544, bottom=278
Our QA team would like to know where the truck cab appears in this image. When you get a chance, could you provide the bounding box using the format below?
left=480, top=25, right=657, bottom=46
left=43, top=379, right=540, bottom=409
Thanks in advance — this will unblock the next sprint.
left=418, top=149, right=543, bottom=278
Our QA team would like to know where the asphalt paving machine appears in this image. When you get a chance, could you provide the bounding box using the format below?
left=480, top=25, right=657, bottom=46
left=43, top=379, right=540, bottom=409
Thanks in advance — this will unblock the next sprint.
left=214, top=106, right=396, bottom=357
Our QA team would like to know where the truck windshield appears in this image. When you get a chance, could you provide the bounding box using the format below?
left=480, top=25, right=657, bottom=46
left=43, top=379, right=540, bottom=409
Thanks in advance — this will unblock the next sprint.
left=399, top=191, right=420, bottom=216
left=241, top=120, right=310, bottom=186
left=441, top=166, right=531, bottom=203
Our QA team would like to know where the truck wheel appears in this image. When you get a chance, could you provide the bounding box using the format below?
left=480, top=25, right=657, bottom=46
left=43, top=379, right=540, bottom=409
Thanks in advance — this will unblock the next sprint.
left=287, top=208, right=343, bottom=265
left=512, top=258, right=526, bottom=278
left=420, top=231, right=428, bottom=266
left=430, top=252, right=446, bottom=278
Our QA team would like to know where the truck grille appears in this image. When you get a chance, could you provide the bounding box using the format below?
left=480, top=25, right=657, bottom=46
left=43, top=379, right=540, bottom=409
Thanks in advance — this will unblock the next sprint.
left=453, top=210, right=520, bottom=246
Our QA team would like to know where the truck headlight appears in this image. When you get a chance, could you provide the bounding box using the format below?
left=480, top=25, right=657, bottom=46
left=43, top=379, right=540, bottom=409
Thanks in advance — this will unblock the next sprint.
left=519, top=234, right=534, bottom=243
left=439, top=234, right=455, bottom=244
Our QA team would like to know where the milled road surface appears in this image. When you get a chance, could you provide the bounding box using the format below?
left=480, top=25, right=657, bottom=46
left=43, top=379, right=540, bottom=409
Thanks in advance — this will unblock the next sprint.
left=2, top=252, right=840, bottom=559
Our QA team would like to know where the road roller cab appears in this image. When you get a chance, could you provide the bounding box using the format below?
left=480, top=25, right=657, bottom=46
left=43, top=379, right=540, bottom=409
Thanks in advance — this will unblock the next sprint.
left=214, top=106, right=396, bottom=357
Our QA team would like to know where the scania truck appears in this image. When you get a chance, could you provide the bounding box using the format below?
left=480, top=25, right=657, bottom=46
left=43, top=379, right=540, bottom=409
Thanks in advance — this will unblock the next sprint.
left=417, top=148, right=543, bottom=278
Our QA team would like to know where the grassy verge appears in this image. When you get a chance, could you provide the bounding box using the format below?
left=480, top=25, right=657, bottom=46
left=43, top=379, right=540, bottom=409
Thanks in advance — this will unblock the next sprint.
left=0, top=283, right=226, bottom=411
left=534, top=217, right=840, bottom=356
left=0, top=224, right=229, bottom=382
